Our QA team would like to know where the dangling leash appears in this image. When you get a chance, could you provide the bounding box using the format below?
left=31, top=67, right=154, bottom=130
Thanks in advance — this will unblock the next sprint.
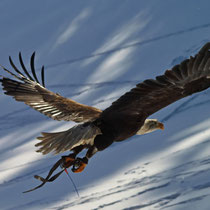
left=64, top=168, right=80, bottom=197
left=23, top=158, right=64, bottom=193
left=23, top=156, right=79, bottom=196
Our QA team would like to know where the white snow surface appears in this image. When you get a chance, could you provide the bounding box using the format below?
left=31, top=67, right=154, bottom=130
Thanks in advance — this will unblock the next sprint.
left=1, top=1, right=210, bottom=209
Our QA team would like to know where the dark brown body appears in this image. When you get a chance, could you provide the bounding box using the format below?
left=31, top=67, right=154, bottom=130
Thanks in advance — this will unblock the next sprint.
left=93, top=111, right=146, bottom=151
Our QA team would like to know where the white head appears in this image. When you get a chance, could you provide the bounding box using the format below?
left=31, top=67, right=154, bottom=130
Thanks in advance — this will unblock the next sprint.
left=136, top=119, right=164, bottom=135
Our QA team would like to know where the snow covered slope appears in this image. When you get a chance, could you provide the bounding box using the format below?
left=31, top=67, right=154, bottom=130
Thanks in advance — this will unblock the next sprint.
left=1, top=0, right=210, bottom=209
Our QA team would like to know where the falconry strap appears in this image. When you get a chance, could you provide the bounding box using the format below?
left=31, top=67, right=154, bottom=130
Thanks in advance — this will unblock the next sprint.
left=23, top=158, right=65, bottom=193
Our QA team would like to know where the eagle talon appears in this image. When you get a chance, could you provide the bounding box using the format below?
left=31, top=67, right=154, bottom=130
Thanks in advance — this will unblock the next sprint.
left=60, top=155, right=75, bottom=169
left=72, top=158, right=87, bottom=173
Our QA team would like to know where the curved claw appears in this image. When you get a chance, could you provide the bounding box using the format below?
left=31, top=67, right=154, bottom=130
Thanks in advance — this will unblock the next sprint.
left=72, top=158, right=87, bottom=173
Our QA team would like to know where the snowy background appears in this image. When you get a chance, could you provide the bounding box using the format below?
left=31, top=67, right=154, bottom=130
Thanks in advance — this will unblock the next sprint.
left=1, top=0, right=210, bottom=209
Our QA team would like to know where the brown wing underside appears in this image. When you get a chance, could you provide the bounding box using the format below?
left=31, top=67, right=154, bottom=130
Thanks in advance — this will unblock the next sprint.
left=0, top=53, right=102, bottom=122
left=101, top=42, right=210, bottom=118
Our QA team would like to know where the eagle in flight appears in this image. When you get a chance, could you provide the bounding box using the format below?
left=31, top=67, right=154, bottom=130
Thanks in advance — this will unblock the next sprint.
left=1, top=42, right=210, bottom=174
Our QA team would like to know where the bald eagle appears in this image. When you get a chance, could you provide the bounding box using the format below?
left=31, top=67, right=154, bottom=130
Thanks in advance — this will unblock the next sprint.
left=1, top=43, right=210, bottom=174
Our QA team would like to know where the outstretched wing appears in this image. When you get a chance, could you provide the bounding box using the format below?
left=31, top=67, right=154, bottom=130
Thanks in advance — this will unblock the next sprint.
left=101, top=42, right=210, bottom=118
left=0, top=53, right=102, bottom=122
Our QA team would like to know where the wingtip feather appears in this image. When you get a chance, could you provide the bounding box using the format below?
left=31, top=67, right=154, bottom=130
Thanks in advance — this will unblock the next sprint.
left=30, top=52, right=40, bottom=84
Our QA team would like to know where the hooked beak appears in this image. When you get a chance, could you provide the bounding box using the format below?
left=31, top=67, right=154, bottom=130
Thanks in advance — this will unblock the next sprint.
left=158, top=122, right=164, bottom=130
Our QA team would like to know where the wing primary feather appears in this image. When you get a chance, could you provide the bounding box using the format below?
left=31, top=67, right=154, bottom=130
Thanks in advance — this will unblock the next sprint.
left=192, top=53, right=203, bottom=77
left=172, top=65, right=183, bottom=80
left=9, top=56, right=25, bottom=78
left=19, top=52, right=35, bottom=81
left=165, top=70, right=179, bottom=82
left=41, top=65, right=45, bottom=87
left=144, top=79, right=165, bottom=87
left=203, top=57, right=210, bottom=74
left=198, top=51, right=210, bottom=74
left=187, top=56, right=194, bottom=76
left=179, top=59, right=188, bottom=78
left=30, top=52, right=40, bottom=84
left=0, top=64, right=23, bottom=80
left=156, top=75, right=171, bottom=85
